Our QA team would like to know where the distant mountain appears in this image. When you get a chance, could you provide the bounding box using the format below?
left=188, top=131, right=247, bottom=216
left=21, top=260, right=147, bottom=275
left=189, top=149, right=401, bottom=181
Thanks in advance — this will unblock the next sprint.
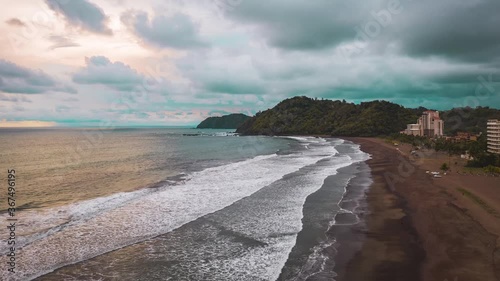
left=197, top=113, right=251, bottom=129
left=235, top=96, right=500, bottom=137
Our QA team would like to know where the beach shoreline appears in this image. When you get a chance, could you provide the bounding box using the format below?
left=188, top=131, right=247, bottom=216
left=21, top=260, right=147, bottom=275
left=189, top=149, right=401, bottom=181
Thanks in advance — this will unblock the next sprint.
left=336, top=137, right=500, bottom=281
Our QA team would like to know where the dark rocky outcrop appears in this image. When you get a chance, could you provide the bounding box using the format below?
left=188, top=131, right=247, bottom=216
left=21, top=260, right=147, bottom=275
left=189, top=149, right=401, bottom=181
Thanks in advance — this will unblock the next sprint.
left=197, top=113, right=250, bottom=129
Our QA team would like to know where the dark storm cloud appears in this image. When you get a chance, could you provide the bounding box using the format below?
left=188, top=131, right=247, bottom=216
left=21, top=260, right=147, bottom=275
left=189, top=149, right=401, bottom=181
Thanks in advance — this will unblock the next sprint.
left=0, top=59, right=76, bottom=94
left=45, top=0, right=112, bottom=35
left=427, top=71, right=492, bottom=85
left=205, top=81, right=265, bottom=95
left=391, top=0, right=500, bottom=62
left=121, top=11, right=207, bottom=49
left=208, top=0, right=500, bottom=110
left=226, top=0, right=372, bottom=50
left=72, top=56, right=144, bottom=91
left=226, top=0, right=500, bottom=63
left=5, top=18, right=26, bottom=27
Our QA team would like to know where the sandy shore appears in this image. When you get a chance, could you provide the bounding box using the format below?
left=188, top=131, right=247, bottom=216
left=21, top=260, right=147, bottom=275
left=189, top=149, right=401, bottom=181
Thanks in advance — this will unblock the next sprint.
left=336, top=137, right=500, bottom=281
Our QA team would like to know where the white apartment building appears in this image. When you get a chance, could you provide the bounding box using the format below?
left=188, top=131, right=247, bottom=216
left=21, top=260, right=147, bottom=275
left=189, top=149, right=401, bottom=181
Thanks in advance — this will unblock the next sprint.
left=487, top=119, right=500, bottom=154
left=404, top=124, right=421, bottom=136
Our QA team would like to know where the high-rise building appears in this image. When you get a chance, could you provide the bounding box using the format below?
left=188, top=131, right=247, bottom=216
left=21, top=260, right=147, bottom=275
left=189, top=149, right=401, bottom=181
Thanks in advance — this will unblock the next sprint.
left=402, top=110, right=444, bottom=137
left=487, top=119, right=500, bottom=154
left=418, top=111, right=444, bottom=137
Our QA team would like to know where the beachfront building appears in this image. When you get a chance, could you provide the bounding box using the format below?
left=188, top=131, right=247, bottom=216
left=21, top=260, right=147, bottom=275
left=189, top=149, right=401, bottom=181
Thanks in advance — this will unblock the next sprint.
left=419, top=111, right=444, bottom=137
left=445, top=132, right=480, bottom=143
left=402, top=111, right=444, bottom=137
left=455, top=132, right=478, bottom=141
left=487, top=119, right=500, bottom=154
left=403, top=124, right=421, bottom=136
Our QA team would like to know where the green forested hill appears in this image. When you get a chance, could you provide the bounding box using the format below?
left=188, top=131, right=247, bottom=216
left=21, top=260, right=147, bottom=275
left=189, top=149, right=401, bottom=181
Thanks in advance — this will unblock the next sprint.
left=441, top=107, right=500, bottom=134
left=197, top=113, right=250, bottom=129
left=236, top=97, right=418, bottom=136
left=235, top=96, right=500, bottom=137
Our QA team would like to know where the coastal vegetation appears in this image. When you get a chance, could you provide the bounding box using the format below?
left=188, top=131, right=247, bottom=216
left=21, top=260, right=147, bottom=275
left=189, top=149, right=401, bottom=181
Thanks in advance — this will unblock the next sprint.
left=387, top=133, right=500, bottom=169
left=387, top=133, right=485, bottom=156
left=236, top=96, right=500, bottom=137
left=440, top=163, right=449, bottom=172
left=234, top=96, right=500, bottom=169
left=441, top=106, right=500, bottom=135
left=236, top=96, right=418, bottom=136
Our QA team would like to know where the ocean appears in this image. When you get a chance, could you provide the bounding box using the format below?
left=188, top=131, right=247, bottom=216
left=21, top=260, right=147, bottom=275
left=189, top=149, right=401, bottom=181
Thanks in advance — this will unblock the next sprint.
left=0, top=128, right=371, bottom=281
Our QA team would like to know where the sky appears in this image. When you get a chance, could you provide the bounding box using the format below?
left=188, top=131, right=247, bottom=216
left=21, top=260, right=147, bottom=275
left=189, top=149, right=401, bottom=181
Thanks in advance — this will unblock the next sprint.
left=0, top=0, right=499, bottom=127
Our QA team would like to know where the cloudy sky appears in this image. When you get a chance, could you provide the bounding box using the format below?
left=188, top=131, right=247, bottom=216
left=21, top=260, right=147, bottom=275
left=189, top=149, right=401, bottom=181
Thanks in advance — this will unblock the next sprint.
left=0, top=0, right=499, bottom=126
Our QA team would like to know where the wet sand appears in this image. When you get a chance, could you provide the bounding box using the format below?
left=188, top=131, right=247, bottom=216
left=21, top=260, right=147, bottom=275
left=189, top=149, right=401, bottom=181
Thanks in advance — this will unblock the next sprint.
left=336, top=137, right=500, bottom=281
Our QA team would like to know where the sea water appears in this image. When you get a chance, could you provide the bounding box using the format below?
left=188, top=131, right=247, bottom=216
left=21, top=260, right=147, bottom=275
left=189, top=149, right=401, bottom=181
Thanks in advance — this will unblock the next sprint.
left=0, top=128, right=370, bottom=281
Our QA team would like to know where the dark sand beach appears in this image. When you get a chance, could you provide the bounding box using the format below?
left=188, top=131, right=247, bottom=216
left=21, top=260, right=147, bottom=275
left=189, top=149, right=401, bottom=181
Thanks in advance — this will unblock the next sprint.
left=336, top=138, right=500, bottom=281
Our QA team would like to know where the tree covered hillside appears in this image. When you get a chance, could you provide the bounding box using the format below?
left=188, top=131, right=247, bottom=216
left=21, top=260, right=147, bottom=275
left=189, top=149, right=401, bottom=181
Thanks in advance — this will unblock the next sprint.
left=441, top=107, right=500, bottom=134
left=236, top=97, right=419, bottom=136
left=197, top=113, right=250, bottom=129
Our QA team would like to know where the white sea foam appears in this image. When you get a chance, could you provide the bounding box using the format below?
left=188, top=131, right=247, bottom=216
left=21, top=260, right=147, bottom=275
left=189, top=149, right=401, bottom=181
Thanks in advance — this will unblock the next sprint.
left=258, top=155, right=367, bottom=281
left=284, top=136, right=312, bottom=142
left=199, top=139, right=370, bottom=280
left=0, top=138, right=370, bottom=281
left=0, top=139, right=347, bottom=281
